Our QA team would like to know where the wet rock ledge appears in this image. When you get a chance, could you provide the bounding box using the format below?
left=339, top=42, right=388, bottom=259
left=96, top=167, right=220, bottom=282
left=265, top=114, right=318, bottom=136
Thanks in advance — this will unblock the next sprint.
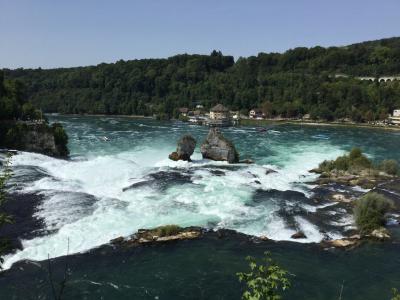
left=110, top=225, right=202, bottom=247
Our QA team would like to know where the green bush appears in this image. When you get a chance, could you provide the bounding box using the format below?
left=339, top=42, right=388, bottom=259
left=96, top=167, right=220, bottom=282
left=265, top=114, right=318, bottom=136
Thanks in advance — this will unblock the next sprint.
left=352, top=155, right=372, bottom=170
left=154, top=225, right=182, bottom=237
left=334, top=156, right=350, bottom=171
left=392, top=288, right=400, bottom=300
left=379, top=160, right=399, bottom=176
left=349, top=147, right=362, bottom=160
left=318, top=160, right=335, bottom=172
left=318, top=147, right=372, bottom=173
left=354, top=193, right=393, bottom=233
left=237, top=251, right=291, bottom=300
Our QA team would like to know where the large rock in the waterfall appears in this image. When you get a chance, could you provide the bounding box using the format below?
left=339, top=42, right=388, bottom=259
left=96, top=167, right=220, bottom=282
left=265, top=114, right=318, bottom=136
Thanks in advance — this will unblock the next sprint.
left=169, top=135, right=197, bottom=161
left=200, top=128, right=239, bottom=163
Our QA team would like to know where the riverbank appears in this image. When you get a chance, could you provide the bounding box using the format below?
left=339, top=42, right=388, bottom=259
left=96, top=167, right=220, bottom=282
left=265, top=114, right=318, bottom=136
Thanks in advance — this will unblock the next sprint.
left=52, top=113, right=400, bottom=132
left=49, top=113, right=155, bottom=119
left=239, top=118, right=400, bottom=131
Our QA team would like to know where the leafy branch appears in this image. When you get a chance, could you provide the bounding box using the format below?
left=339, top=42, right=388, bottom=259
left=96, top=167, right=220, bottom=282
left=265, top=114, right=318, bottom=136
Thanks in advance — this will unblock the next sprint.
left=237, top=251, right=291, bottom=300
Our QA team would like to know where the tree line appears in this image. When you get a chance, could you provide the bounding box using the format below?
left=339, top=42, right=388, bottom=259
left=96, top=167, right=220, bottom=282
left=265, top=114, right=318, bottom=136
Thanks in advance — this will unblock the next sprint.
left=3, top=37, right=400, bottom=122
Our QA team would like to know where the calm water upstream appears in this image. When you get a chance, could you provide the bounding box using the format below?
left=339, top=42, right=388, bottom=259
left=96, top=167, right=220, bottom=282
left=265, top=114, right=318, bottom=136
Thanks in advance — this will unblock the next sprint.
left=1, top=115, right=400, bottom=299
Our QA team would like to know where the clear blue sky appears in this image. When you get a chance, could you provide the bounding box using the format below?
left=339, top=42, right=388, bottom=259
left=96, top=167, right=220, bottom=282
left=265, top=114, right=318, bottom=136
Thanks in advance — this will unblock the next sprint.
left=1, top=0, right=399, bottom=69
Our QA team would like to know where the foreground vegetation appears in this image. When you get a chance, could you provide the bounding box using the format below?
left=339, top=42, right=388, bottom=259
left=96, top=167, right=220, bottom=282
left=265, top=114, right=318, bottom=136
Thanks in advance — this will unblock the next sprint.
left=237, top=252, right=291, bottom=300
left=0, top=154, right=12, bottom=269
left=4, top=37, right=400, bottom=121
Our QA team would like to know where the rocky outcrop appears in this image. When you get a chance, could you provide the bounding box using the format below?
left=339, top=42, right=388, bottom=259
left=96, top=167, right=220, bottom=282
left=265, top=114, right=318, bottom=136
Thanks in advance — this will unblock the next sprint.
left=200, top=128, right=239, bottom=163
left=323, top=238, right=360, bottom=248
left=0, top=122, right=69, bottom=157
left=310, top=167, right=394, bottom=190
left=169, top=135, right=196, bottom=161
left=368, top=227, right=391, bottom=240
left=110, top=225, right=202, bottom=247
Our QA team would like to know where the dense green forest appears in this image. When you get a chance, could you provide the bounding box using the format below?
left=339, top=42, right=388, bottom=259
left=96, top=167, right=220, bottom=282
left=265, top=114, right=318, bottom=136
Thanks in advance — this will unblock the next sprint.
left=0, top=70, right=42, bottom=121
left=3, top=37, right=400, bottom=122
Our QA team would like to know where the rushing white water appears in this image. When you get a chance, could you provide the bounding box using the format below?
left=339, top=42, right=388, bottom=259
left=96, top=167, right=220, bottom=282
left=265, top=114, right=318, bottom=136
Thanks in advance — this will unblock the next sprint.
left=2, top=117, right=356, bottom=269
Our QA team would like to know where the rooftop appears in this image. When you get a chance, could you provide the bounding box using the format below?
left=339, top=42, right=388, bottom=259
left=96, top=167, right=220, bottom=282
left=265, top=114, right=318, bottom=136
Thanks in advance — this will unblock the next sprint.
left=211, top=104, right=229, bottom=112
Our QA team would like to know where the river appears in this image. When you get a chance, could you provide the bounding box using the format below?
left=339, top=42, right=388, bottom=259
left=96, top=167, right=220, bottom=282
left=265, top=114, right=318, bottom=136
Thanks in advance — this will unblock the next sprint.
left=1, top=115, right=400, bottom=299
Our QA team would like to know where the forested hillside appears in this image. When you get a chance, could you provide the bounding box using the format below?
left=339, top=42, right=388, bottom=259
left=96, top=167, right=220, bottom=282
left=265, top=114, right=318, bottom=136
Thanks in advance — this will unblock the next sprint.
left=4, top=37, right=400, bottom=121
left=0, top=71, right=69, bottom=156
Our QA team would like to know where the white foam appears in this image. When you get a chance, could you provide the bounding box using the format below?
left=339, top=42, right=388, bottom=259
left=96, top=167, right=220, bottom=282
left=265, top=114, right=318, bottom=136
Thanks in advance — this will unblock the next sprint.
left=293, top=216, right=325, bottom=243
left=2, top=138, right=347, bottom=269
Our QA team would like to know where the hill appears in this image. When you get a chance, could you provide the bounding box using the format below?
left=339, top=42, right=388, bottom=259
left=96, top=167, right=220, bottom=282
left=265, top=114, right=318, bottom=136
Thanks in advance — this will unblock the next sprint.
left=3, top=37, right=400, bottom=121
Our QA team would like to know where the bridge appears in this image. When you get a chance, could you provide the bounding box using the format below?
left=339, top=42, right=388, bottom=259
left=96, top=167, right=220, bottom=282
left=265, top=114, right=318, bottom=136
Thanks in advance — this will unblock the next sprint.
left=357, top=76, right=400, bottom=82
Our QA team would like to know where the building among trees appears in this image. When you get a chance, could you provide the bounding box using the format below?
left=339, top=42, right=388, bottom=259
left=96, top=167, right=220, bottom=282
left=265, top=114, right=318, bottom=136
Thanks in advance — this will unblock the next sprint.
left=208, top=104, right=231, bottom=127
left=249, top=108, right=264, bottom=119
left=210, top=104, right=229, bottom=120
left=390, top=109, right=400, bottom=125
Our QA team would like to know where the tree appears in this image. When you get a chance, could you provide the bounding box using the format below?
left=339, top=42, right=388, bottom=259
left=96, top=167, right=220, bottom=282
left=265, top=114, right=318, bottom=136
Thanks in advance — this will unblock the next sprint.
left=0, top=153, right=13, bottom=269
left=3, top=37, right=400, bottom=121
left=261, top=101, right=273, bottom=118
left=237, top=252, right=291, bottom=300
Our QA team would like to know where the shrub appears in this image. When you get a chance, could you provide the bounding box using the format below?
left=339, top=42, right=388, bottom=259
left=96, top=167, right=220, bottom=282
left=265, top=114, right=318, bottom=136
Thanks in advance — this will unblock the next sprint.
left=349, top=147, right=362, bottom=160
left=351, top=155, right=372, bottom=170
left=354, top=193, right=393, bottom=234
left=154, top=224, right=182, bottom=237
left=318, top=160, right=335, bottom=172
left=379, top=159, right=399, bottom=176
left=318, top=148, right=372, bottom=173
left=237, top=252, right=291, bottom=300
left=334, top=156, right=350, bottom=171
left=392, top=288, right=400, bottom=300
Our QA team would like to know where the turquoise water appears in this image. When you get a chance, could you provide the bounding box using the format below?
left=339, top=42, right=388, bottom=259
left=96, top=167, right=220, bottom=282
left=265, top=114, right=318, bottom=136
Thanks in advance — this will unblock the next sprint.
left=2, top=116, right=400, bottom=270
left=55, top=115, right=400, bottom=163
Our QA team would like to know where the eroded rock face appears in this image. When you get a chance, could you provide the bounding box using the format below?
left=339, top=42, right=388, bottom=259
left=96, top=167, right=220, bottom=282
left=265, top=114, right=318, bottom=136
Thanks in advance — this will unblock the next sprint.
left=0, top=123, right=69, bottom=157
left=169, top=135, right=196, bottom=161
left=200, top=128, right=239, bottom=163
